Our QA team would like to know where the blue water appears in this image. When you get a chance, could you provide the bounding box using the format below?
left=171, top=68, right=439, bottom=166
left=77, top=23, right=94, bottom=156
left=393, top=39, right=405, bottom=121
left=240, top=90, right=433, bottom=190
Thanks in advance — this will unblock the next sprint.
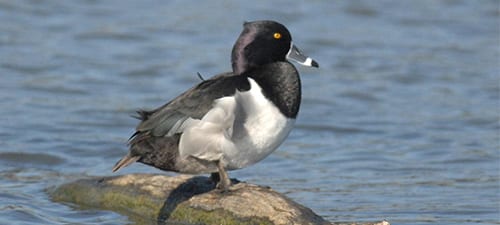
left=1, top=0, right=499, bottom=224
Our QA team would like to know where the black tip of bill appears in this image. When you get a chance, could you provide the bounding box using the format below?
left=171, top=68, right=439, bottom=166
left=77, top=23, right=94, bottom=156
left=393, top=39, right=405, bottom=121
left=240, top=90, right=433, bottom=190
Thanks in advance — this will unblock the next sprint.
left=311, top=59, right=319, bottom=68
left=306, top=58, right=319, bottom=68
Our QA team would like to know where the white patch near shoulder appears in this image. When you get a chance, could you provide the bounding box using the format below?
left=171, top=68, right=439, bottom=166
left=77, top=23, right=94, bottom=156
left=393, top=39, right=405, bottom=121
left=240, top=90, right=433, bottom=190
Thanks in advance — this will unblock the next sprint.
left=178, top=78, right=295, bottom=171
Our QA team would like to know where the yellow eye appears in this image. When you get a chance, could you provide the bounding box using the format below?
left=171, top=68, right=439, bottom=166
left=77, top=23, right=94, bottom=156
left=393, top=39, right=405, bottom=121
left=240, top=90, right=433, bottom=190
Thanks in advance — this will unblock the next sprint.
left=273, top=32, right=282, bottom=39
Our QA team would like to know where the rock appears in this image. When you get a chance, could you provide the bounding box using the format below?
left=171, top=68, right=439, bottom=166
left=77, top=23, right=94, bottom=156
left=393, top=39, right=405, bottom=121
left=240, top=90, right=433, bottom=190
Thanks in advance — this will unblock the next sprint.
left=48, top=174, right=389, bottom=225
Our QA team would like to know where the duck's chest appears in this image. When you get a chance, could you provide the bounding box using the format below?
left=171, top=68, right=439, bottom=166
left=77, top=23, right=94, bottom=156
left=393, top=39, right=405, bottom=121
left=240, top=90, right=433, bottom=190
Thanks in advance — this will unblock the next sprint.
left=225, top=78, right=296, bottom=169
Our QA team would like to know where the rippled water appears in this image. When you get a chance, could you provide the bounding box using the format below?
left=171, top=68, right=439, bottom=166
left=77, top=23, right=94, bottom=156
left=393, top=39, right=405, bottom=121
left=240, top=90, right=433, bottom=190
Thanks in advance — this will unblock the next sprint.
left=1, top=0, right=498, bottom=224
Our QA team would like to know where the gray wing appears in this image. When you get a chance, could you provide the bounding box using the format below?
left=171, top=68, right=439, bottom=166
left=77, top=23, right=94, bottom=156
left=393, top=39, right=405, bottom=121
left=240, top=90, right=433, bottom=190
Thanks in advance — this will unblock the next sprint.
left=130, top=72, right=250, bottom=144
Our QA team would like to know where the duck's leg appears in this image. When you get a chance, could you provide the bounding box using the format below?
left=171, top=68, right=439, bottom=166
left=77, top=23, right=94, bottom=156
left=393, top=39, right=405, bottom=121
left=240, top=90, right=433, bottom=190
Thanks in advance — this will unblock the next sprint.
left=215, top=160, right=231, bottom=191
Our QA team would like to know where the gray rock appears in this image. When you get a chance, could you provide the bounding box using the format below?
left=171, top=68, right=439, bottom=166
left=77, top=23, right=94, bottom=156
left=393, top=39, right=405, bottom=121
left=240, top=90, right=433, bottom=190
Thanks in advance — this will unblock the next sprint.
left=48, top=174, right=389, bottom=225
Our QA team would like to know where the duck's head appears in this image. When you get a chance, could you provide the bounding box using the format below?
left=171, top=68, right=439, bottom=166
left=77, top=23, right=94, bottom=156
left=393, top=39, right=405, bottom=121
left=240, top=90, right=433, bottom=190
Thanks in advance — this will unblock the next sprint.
left=231, top=20, right=318, bottom=75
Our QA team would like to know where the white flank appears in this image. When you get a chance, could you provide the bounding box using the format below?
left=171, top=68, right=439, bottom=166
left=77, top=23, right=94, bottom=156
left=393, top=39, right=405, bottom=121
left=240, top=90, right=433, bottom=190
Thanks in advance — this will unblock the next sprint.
left=178, top=78, right=295, bottom=170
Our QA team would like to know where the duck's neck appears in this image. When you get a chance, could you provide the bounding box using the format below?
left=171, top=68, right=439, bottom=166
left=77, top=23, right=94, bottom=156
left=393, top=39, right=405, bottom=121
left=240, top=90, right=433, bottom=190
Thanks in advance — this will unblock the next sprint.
left=246, top=62, right=301, bottom=118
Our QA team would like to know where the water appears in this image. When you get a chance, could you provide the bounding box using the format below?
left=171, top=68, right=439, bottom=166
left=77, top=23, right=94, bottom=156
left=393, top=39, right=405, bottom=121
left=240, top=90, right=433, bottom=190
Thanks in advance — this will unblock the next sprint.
left=0, top=0, right=498, bottom=224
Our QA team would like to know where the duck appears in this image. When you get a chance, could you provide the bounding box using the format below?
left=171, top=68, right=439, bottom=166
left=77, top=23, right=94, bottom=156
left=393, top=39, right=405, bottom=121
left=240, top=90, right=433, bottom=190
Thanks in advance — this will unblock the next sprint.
left=112, top=20, right=318, bottom=191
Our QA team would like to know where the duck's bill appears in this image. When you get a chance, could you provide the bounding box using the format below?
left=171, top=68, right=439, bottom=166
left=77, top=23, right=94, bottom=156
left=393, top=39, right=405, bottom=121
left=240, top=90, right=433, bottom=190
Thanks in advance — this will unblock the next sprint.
left=286, top=43, right=319, bottom=68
